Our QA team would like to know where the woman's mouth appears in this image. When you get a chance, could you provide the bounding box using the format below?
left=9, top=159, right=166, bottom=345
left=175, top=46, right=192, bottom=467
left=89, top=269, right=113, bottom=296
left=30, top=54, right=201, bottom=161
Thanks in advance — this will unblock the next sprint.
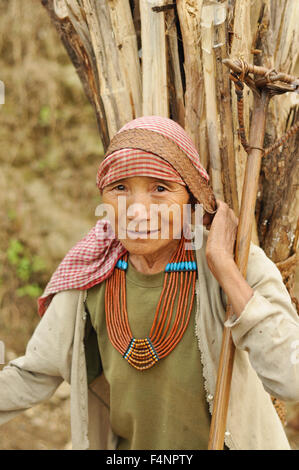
left=126, top=229, right=160, bottom=237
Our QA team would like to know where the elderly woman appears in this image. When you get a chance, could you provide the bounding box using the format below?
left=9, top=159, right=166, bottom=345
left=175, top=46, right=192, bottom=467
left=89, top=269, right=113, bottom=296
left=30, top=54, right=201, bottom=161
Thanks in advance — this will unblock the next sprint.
left=0, top=116, right=298, bottom=450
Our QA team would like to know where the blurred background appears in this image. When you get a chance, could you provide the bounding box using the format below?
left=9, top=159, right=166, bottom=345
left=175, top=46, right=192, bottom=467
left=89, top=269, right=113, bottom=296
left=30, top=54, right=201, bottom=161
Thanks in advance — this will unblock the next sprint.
left=0, top=0, right=298, bottom=450
left=0, top=0, right=102, bottom=449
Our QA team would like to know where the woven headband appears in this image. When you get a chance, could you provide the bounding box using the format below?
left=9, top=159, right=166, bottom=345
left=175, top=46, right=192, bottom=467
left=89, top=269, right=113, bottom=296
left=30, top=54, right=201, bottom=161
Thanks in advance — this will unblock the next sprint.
left=97, top=149, right=186, bottom=190
left=105, top=128, right=216, bottom=214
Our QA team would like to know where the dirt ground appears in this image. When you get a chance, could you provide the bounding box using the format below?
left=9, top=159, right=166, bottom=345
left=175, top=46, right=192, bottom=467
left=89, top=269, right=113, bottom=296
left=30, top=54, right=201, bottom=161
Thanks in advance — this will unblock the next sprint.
left=0, top=381, right=71, bottom=450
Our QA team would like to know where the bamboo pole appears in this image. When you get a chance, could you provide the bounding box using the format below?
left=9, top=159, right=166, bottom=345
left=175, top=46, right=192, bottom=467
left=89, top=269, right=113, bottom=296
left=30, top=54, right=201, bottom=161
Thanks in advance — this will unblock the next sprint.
left=208, top=90, right=270, bottom=450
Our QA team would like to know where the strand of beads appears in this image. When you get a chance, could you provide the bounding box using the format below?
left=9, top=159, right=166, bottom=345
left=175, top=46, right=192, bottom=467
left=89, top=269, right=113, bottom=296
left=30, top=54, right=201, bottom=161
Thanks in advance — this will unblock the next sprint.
left=116, top=259, right=197, bottom=273
left=105, top=236, right=197, bottom=370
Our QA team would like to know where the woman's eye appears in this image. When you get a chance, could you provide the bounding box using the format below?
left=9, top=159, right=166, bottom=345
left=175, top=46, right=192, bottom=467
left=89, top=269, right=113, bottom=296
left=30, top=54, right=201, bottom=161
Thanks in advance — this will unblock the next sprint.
left=115, top=184, right=125, bottom=191
left=156, top=185, right=166, bottom=192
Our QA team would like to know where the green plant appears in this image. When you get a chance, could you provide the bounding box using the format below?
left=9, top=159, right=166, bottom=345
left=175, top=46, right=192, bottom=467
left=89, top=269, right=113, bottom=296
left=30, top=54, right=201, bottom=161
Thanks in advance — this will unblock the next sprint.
left=7, top=238, right=46, bottom=298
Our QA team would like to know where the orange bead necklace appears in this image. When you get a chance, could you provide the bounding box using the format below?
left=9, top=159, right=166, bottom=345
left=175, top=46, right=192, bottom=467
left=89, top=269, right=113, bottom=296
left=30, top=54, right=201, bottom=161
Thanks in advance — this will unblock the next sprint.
left=105, top=236, right=197, bottom=371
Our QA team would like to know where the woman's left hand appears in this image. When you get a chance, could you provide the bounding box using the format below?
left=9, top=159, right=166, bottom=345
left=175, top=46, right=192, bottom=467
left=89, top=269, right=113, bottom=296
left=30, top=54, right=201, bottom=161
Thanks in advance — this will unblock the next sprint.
left=205, top=200, right=239, bottom=281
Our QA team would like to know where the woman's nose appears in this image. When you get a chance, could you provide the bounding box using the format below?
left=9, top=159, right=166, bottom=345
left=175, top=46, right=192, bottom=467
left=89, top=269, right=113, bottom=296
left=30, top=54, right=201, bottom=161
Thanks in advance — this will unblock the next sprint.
left=127, top=193, right=151, bottom=221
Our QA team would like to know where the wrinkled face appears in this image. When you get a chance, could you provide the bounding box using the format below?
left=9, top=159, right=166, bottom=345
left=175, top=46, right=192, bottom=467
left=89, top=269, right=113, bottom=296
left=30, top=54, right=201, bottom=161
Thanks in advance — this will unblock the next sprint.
left=101, top=176, right=191, bottom=256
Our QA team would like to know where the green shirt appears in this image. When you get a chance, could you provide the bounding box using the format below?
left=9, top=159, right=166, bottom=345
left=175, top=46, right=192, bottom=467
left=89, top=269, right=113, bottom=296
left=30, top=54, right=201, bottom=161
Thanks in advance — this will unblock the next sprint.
left=85, top=258, right=211, bottom=450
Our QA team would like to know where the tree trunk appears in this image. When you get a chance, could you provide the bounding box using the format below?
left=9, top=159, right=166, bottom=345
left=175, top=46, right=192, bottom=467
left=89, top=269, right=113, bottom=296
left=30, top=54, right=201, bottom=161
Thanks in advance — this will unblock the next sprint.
left=41, top=0, right=298, bottom=297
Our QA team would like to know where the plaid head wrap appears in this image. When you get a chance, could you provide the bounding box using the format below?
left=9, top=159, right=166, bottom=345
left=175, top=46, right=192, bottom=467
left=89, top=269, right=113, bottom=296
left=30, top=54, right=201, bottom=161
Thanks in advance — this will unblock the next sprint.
left=37, top=116, right=215, bottom=317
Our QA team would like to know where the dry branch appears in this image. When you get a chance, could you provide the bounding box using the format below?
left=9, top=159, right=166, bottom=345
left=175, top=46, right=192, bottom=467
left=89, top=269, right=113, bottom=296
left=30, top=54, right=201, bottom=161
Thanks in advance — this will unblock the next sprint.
left=140, top=0, right=168, bottom=116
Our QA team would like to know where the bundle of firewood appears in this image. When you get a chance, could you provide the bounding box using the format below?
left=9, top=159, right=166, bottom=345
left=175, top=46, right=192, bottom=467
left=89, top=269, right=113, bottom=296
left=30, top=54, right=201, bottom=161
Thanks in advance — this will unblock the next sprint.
left=42, top=0, right=298, bottom=301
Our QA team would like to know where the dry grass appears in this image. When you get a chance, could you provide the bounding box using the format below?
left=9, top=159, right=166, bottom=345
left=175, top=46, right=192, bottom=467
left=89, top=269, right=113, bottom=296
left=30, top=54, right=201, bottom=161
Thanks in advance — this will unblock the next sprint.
left=0, top=0, right=103, bottom=347
left=0, top=0, right=103, bottom=449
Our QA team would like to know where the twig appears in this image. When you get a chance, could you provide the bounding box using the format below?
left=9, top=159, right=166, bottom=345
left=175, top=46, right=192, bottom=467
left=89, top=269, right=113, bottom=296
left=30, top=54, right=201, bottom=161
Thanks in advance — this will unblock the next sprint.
left=226, top=59, right=299, bottom=155
left=223, top=58, right=299, bottom=88
left=152, top=4, right=176, bottom=13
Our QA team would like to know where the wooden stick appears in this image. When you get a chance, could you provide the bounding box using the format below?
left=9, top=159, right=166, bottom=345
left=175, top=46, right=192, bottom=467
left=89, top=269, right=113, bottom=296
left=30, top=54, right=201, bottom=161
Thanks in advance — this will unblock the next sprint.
left=213, top=7, right=239, bottom=215
left=208, top=90, right=270, bottom=450
left=200, top=3, right=224, bottom=201
left=140, top=0, right=168, bottom=116
left=223, top=58, right=299, bottom=86
left=176, top=0, right=208, bottom=165
left=42, top=0, right=110, bottom=149
left=82, top=0, right=138, bottom=138
left=165, top=7, right=185, bottom=128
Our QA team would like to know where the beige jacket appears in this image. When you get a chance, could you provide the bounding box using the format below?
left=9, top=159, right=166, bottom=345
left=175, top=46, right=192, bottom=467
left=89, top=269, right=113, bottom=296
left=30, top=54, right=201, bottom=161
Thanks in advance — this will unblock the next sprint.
left=0, top=230, right=298, bottom=450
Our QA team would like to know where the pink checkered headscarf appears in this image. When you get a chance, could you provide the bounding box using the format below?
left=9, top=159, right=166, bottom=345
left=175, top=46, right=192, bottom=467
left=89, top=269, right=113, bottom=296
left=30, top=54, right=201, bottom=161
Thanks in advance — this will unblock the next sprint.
left=37, top=116, right=209, bottom=317
left=97, top=150, right=187, bottom=189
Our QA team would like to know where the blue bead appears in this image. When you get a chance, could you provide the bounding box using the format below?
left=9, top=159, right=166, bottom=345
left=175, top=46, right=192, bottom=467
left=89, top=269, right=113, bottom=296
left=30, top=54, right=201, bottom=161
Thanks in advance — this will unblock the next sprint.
left=165, top=263, right=170, bottom=272
left=193, top=261, right=197, bottom=271
left=188, top=261, right=192, bottom=271
left=177, top=262, right=181, bottom=271
left=170, top=263, right=174, bottom=272
left=184, top=261, right=188, bottom=271
left=173, top=262, right=177, bottom=271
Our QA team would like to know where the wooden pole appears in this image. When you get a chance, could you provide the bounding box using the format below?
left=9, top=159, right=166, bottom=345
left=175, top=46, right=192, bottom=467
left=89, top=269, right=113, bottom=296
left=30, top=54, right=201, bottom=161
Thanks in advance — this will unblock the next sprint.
left=208, top=90, right=271, bottom=449
left=140, top=0, right=168, bottom=117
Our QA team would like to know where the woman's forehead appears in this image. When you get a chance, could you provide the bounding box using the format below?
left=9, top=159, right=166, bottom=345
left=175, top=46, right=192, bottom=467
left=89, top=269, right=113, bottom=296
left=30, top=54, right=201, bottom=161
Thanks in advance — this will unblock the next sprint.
left=105, top=176, right=178, bottom=187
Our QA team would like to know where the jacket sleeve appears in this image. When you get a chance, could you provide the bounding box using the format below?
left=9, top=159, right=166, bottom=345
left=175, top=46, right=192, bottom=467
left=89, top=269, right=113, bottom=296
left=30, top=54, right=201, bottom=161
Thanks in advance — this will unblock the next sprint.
left=224, top=243, right=299, bottom=402
left=0, top=290, right=78, bottom=425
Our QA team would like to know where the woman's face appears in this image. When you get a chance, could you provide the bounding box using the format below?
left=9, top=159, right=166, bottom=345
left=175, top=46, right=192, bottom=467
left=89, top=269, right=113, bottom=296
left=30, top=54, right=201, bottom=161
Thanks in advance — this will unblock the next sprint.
left=101, top=176, right=191, bottom=257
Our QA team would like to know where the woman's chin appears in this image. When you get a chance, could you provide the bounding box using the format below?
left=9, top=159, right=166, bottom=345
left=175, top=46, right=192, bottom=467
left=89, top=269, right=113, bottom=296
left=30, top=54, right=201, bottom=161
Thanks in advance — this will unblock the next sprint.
left=119, top=236, right=176, bottom=256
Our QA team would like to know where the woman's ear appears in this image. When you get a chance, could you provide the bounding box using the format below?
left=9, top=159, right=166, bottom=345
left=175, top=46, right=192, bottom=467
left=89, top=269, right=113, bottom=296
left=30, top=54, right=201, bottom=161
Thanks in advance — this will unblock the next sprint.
left=188, top=191, right=214, bottom=229
left=203, top=211, right=213, bottom=230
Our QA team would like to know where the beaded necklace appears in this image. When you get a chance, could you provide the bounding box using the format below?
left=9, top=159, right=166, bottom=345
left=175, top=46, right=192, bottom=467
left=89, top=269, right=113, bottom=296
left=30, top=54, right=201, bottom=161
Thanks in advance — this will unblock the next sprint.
left=105, top=236, right=197, bottom=370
